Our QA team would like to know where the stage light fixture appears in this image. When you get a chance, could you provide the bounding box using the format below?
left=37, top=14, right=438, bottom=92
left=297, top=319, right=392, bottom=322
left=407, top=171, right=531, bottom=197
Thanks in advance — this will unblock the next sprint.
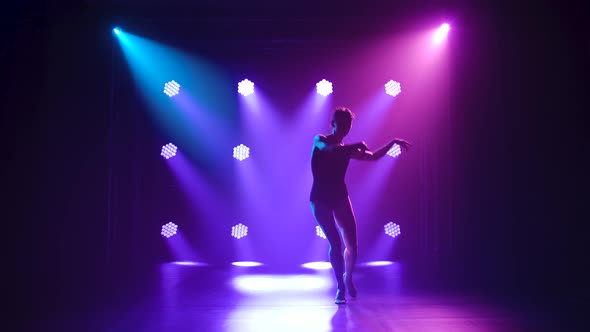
left=316, top=79, right=333, bottom=96
left=161, top=143, right=178, bottom=159
left=433, top=23, right=450, bottom=44
left=385, top=80, right=402, bottom=97
left=161, top=222, right=178, bottom=238
left=233, top=144, right=250, bottom=161
left=231, top=223, right=249, bottom=239
left=315, top=226, right=327, bottom=239
left=384, top=222, right=401, bottom=238
left=386, top=144, right=402, bottom=158
left=163, top=80, right=180, bottom=97
left=113, top=28, right=121, bottom=35
left=238, top=79, right=255, bottom=96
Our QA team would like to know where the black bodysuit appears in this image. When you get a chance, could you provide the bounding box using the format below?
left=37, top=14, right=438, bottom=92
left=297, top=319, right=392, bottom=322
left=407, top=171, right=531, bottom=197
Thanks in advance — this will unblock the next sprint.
left=310, top=141, right=351, bottom=207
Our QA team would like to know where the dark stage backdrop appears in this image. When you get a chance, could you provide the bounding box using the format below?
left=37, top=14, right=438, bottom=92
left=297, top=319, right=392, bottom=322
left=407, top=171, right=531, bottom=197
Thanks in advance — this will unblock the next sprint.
left=104, top=18, right=456, bottom=272
left=7, top=0, right=587, bottom=318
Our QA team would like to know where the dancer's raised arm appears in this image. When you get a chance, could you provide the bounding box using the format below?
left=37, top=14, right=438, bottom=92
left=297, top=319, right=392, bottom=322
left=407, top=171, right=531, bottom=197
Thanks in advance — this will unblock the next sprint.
left=351, top=138, right=412, bottom=161
left=314, top=134, right=368, bottom=154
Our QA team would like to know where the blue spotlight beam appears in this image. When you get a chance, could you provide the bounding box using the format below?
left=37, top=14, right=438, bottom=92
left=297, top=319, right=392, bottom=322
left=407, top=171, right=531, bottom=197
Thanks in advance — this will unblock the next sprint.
left=115, top=31, right=237, bottom=170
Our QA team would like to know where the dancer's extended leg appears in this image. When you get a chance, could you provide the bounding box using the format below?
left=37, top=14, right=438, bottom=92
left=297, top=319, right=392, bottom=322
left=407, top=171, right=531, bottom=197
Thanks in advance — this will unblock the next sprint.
left=334, top=197, right=358, bottom=298
left=311, top=201, right=346, bottom=304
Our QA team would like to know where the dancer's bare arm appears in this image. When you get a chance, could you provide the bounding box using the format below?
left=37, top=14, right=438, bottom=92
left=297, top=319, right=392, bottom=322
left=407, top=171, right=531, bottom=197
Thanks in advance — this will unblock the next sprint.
left=314, top=134, right=368, bottom=154
left=351, top=138, right=412, bottom=161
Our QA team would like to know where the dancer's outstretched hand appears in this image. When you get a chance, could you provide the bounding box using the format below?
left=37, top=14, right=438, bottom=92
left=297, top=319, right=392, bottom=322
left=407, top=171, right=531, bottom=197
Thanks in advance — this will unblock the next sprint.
left=394, top=138, right=412, bottom=150
left=357, top=141, right=369, bottom=152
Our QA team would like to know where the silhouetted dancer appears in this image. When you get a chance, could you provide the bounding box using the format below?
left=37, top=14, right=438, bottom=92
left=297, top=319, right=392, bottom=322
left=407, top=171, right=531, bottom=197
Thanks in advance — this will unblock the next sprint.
left=310, top=107, right=411, bottom=304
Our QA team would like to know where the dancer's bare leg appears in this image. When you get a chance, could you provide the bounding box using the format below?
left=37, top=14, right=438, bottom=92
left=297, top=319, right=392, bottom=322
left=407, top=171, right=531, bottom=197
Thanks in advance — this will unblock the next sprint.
left=310, top=202, right=346, bottom=303
left=334, top=196, right=358, bottom=297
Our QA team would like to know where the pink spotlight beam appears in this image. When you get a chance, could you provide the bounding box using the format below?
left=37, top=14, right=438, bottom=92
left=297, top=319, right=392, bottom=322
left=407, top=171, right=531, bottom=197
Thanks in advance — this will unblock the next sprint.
left=433, top=23, right=450, bottom=44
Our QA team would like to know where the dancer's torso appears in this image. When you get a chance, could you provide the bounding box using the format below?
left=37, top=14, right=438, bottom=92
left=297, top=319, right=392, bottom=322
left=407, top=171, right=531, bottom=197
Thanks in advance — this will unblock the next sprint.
left=310, top=137, right=350, bottom=206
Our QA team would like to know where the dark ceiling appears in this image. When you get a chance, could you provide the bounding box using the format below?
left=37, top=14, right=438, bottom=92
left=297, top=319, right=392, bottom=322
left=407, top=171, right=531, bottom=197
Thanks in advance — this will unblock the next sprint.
left=46, top=0, right=475, bottom=42
left=45, top=0, right=468, bottom=20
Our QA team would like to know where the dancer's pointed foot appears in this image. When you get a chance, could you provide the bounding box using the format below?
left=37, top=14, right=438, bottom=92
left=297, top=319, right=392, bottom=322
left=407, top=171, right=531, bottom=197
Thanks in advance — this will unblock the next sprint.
left=335, top=288, right=347, bottom=304
left=344, top=273, right=357, bottom=298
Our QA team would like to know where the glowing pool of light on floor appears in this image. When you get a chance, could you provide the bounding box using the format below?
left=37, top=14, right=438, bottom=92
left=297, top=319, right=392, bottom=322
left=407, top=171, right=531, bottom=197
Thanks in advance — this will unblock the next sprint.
left=170, top=261, right=207, bottom=266
left=226, top=302, right=337, bottom=332
left=301, top=261, right=332, bottom=270
left=232, top=274, right=332, bottom=294
left=363, top=261, right=394, bottom=266
left=231, top=261, right=263, bottom=267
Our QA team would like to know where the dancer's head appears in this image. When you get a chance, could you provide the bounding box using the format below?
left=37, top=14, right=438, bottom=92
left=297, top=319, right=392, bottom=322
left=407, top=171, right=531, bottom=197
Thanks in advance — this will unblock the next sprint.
left=331, top=107, right=354, bottom=138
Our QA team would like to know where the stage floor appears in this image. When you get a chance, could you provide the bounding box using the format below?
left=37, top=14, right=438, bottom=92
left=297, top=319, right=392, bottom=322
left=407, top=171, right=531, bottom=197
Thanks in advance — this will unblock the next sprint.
left=39, top=262, right=568, bottom=331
